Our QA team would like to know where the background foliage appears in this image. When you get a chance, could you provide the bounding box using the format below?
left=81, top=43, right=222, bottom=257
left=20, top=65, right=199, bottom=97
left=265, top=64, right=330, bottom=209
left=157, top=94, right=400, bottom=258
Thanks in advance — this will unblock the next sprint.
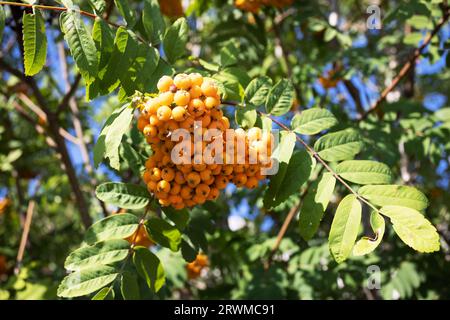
left=1, top=0, right=450, bottom=300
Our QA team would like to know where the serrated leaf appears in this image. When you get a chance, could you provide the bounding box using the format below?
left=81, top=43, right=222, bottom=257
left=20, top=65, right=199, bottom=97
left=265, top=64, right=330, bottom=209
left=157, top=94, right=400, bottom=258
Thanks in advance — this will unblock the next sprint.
left=22, top=10, right=47, bottom=76
left=220, top=41, right=239, bottom=67
left=114, top=0, right=136, bottom=27
left=291, top=108, right=338, bottom=135
left=95, top=182, right=151, bottom=210
left=120, top=141, right=146, bottom=176
left=353, top=211, right=385, bottom=256
left=88, top=0, right=106, bottom=14
left=92, top=18, right=114, bottom=70
left=329, top=194, right=362, bottom=263
left=85, top=213, right=140, bottom=245
left=162, top=207, right=190, bottom=231
left=235, top=106, right=257, bottom=129
left=57, top=265, right=118, bottom=298
left=64, top=239, right=130, bottom=271
left=265, top=79, right=295, bottom=116
left=143, top=0, right=166, bottom=45
left=60, top=11, right=98, bottom=84
left=264, top=149, right=315, bottom=209
left=359, top=185, right=429, bottom=211
left=336, top=160, right=393, bottom=185
left=120, top=272, right=140, bottom=300
left=133, top=247, right=165, bottom=292
left=314, top=129, right=364, bottom=162
left=299, top=172, right=336, bottom=240
left=271, top=130, right=296, bottom=164
left=245, top=76, right=272, bottom=106
left=91, top=287, right=114, bottom=300
left=146, top=218, right=182, bottom=252
left=163, top=17, right=188, bottom=63
left=380, top=205, right=440, bottom=253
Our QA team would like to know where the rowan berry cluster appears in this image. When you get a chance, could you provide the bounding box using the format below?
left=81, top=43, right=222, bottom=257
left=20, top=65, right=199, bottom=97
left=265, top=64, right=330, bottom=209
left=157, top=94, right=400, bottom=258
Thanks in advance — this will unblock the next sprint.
left=235, top=0, right=294, bottom=13
left=136, top=73, right=273, bottom=209
left=186, top=254, right=209, bottom=279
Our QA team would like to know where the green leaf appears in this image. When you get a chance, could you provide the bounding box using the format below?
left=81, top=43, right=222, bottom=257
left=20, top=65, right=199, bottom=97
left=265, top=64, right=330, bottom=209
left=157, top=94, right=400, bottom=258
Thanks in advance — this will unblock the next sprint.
left=64, top=239, right=130, bottom=271
left=220, top=42, right=239, bottom=67
left=163, top=18, right=189, bottom=63
left=22, top=10, right=47, bottom=76
left=265, top=79, right=295, bottom=116
left=120, top=272, right=140, bottom=300
left=264, top=150, right=315, bottom=209
left=133, top=247, right=165, bottom=292
left=181, top=239, right=198, bottom=262
left=134, top=45, right=160, bottom=92
left=0, top=6, right=5, bottom=42
left=380, top=205, right=440, bottom=253
left=57, top=265, right=118, bottom=298
left=299, top=172, right=336, bottom=240
left=336, top=160, right=393, bottom=185
left=91, top=287, right=114, bottom=300
left=143, top=0, right=166, bottom=45
left=359, top=185, right=429, bottom=211
left=291, top=108, right=338, bottom=135
left=95, top=182, right=151, bottom=210
left=353, top=211, right=385, bottom=256
left=328, top=194, right=362, bottom=263
left=314, top=129, right=364, bottom=162
left=60, top=11, right=98, bottom=84
left=103, top=104, right=134, bottom=170
left=146, top=218, right=182, bottom=252
left=114, top=0, right=136, bottom=27
left=120, top=141, right=146, bottom=176
left=435, top=108, right=450, bottom=122
left=245, top=76, right=272, bottom=106
left=270, top=130, right=296, bottom=164
left=88, top=0, right=106, bottom=14
left=162, top=207, right=190, bottom=231
left=92, top=18, right=114, bottom=70
left=235, top=106, right=257, bottom=129
left=85, top=213, right=140, bottom=245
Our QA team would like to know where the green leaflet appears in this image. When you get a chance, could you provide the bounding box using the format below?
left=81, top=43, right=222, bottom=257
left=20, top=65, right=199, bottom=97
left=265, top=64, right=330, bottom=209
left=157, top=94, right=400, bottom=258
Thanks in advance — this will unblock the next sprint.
left=299, top=172, right=336, bottom=241
left=352, top=211, right=385, bottom=256
left=264, top=150, right=315, bottom=209
left=91, top=287, right=115, bottom=300
left=88, top=0, right=106, bottom=14
left=314, top=129, right=364, bottom=162
left=133, top=247, right=165, bottom=292
left=60, top=11, right=98, bottom=84
left=235, top=106, right=257, bottom=129
left=162, top=207, right=190, bottom=231
left=336, top=160, right=393, bottom=185
left=0, top=6, right=5, bottom=42
left=120, top=272, right=140, bottom=300
left=64, top=239, right=130, bottom=271
left=380, top=205, right=440, bottom=253
left=163, top=18, right=189, bottom=63
left=143, top=0, right=166, bottom=45
left=93, top=104, right=134, bottom=170
left=146, top=218, right=182, bottom=252
left=359, top=185, right=429, bottom=211
left=85, top=213, right=140, bottom=245
left=114, top=0, right=136, bottom=27
left=57, top=265, right=118, bottom=298
left=245, top=76, right=273, bottom=106
left=291, top=108, right=338, bottom=135
left=95, top=182, right=151, bottom=210
left=328, top=194, right=362, bottom=263
left=22, top=10, right=47, bottom=76
left=265, top=79, right=295, bottom=116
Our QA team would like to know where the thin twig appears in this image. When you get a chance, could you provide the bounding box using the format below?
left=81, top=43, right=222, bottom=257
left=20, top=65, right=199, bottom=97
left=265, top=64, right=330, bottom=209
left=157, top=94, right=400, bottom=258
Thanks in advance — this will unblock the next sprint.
left=359, top=7, right=450, bottom=120
left=14, top=197, right=36, bottom=275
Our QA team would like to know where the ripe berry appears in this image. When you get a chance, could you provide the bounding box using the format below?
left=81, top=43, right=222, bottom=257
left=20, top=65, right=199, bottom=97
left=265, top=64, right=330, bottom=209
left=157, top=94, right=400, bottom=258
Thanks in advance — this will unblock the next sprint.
left=174, top=73, right=192, bottom=90
left=157, top=180, right=171, bottom=193
left=158, top=91, right=175, bottom=106
left=157, top=105, right=172, bottom=121
left=189, top=73, right=203, bottom=87
left=196, top=184, right=210, bottom=197
left=172, top=106, right=187, bottom=122
left=157, top=76, right=174, bottom=92
left=174, top=90, right=191, bottom=106
left=187, top=172, right=201, bottom=188
left=201, top=80, right=218, bottom=97
left=188, top=99, right=205, bottom=117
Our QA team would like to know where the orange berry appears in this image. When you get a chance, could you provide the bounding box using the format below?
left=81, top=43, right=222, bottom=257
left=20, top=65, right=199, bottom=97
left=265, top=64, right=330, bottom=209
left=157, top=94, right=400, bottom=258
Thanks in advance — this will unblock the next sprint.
left=180, top=164, right=193, bottom=174
left=161, top=167, right=175, bottom=182
left=137, top=116, right=149, bottom=131
left=188, top=99, right=205, bottom=117
left=193, top=194, right=206, bottom=204
left=220, top=117, right=230, bottom=129
left=193, top=163, right=207, bottom=172
left=149, top=114, right=160, bottom=126
left=159, top=198, right=171, bottom=206
left=207, top=187, right=219, bottom=200
left=222, top=165, right=234, bottom=176
left=147, top=99, right=160, bottom=114
left=172, top=106, right=187, bottom=121
left=157, top=75, right=174, bottom=92
left=145, top=158, right=157, bottom=169
left=200, top=169, right=212, bottom=181
left=210, top=108, right=223, bottom=120
left=147, top=180, right=157, bottom=192
left=175, top=171, right=186, bottom=184
left=189, top=73, right=203, bottom=87
left=200, top=114, right=211, bottom=127
left=245, top=177, right=259, bottom=189
left=169, top=195, right=183, bottom=205
left=189, top=85, right=202, bottom=99
left=157, top=105, right=172, bottom=121
left=158, top=91, right=174, bottom=106
left=170, top=183, right=181, bottom=195
left=186, top=172, right=201, bottom=188
left=185, top=199, right=196, bottom=207
left=180, top=117, right=195, bottom=132
left=150, top=168, right=162, bottom=181
left=143, top=124, right=157, bottom=137
left=174, top=73, right=192, bottom=90
left=233, top=173, right=247, bottom=187
left=196, top=184, right=210, bottom=197
left=173, top=202, right=185, bottom=210
left=201, top=80, right=218, bottom=97
left=174, top=90, right=191, bottom=106
left=143, top=170, right=152, bottom=183
left=205, top=96, right=220, bottom=109
left=180, top=186, right=194, bottom=199
left=215, top=175, right=229, bottom=189
left=125, top=226, right=153, bottom=247
left=157, top=180, right=171, bottom=193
